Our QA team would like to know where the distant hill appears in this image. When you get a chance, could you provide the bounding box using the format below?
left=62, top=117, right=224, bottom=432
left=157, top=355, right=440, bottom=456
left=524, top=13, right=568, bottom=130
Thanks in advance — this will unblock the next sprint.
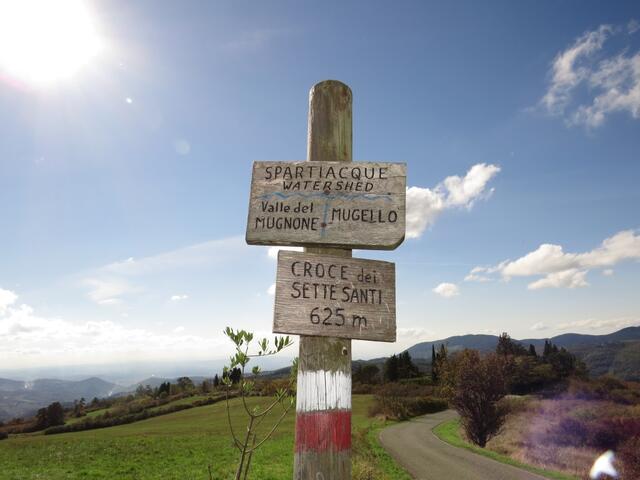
left=2, top=327, right=637, bottom=421
left=0, top=375, right=222, bottom=422
left=406, top=326, right=640, bottom=380
left=0, top=377, right=119, bottom=422
left=131, top=376, right=211, bottom=390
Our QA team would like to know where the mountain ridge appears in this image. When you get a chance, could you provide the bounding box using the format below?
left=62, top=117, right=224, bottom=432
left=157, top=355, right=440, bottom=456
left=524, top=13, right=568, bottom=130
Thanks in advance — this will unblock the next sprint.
left=407, top=326, right=640, bottom=358
left=2, top=326, right=638, bottom=421
left=406, top=326, right=640, bottom=381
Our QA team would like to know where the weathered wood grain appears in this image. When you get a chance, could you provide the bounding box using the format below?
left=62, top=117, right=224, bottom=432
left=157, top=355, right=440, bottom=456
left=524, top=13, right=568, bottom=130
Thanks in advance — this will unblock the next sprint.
left=274, top=251, right=396, bottom=342
left=246, top=160, right=406, bottom=250
left=295, top=80, right=353, bottom=480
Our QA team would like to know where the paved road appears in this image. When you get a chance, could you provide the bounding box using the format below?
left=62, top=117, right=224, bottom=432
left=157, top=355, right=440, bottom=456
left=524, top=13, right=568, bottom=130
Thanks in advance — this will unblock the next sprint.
left=379, top=410, right=546, bottom=480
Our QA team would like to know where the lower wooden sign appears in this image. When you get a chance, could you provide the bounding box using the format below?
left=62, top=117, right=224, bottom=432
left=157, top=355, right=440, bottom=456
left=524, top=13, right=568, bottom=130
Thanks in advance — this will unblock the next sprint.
left=273, top=251, right=396, bottom=342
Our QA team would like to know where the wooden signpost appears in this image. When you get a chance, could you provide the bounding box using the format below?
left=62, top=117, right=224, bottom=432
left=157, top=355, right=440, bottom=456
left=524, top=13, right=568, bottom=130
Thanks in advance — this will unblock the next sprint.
left=245, top=80, right=405, bottom=480
left=273, top=251, right=396, bottom=342
left=246, top=161, right=406, bottom=249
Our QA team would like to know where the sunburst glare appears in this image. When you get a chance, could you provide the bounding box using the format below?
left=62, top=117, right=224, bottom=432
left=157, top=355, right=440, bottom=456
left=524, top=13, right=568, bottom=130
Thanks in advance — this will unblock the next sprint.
left=0, top=0, right=103, bottom=87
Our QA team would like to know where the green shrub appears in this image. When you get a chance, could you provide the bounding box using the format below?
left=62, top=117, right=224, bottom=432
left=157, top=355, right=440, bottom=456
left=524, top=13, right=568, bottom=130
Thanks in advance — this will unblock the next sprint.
left=369, top=394, right=447, bottom=420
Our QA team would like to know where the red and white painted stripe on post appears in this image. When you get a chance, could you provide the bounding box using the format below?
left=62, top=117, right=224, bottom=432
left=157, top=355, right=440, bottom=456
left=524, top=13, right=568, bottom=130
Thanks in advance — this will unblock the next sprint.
left=295, top=370, right=352, bottom=454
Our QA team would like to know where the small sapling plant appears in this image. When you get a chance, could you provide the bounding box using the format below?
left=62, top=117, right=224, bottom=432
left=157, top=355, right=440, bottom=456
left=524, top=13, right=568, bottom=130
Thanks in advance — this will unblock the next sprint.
left=210, top=327, right=297, bottom=480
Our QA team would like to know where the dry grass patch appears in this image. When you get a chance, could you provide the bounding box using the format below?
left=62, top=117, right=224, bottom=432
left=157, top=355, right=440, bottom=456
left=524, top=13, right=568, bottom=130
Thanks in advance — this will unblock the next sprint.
left=487, top=396, right=638, bottom=479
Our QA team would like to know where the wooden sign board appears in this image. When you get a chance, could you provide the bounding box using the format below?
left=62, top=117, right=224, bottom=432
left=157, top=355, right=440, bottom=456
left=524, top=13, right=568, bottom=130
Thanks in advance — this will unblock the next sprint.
left=273, top=251, right=396, bottom=342
left=246, top=161, right=406, bottom=250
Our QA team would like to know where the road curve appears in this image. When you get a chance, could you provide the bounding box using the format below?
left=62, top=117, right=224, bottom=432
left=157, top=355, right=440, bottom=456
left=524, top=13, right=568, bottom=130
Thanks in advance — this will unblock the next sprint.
left=379, top=410, right=546, bottom=480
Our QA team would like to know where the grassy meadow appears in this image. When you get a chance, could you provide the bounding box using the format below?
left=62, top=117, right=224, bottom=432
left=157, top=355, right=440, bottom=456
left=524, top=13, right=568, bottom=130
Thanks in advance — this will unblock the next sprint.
left=0, top=394, right=409, bottom=480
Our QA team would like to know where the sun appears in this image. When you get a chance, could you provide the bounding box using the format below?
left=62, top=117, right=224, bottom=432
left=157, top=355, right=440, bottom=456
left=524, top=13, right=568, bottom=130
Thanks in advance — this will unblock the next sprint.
left=0, top=0, right=103, bottom=87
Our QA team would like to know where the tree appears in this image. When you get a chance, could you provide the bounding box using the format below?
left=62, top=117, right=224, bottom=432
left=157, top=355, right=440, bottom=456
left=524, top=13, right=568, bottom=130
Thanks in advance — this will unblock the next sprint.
left=384, top=354, right=399, bottom=382
left=73, top=398, right=86, bottom=418
left=135, top=385, right=149, bottom=397
left=448, top=350, right=507, bottom=447
left=225, top=367, right=242, bottom=384
left=528, top=344, right=537, bottom=357
left=353, top=364, right=379, bottom=384
left=438, top=343, right=447, bottom=364
left=201, top=379, right=211, bottom=393
left=213, top=374, right=220, bottom=388
left=219, top=327, right=296, bottom=480
left=35, top=408, right=48, bottom=429
left=47, top=402, right=65, bottom=427
left=36, top=402, right=65, bottom=430
left=177, top=376, right=195, bottom=392
left=432, top=344, right=448, bottom=385
left=156, top=382, right=171, bottom=397
left=398, top=351, right=419, bottom=379
left=431, top=344, right=437, bottom=383
left=496, top=332, right=528, bottom=357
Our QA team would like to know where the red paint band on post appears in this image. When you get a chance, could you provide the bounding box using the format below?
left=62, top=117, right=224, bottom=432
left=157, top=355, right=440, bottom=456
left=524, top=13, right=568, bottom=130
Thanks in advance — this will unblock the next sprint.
left=295, top=410, right=351, bottom=453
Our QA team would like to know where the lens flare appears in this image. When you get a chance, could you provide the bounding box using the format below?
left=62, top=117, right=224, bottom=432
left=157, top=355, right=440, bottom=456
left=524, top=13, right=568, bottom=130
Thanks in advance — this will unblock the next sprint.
left=590, top=450, right=618, bottom=479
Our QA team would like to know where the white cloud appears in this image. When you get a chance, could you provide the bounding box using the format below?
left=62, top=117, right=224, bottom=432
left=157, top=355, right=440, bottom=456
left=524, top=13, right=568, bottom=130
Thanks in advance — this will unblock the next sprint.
left=628, top=19, right=639, bottom=35
left=464, top=266, right=492, bottom=282
left=0, top=288, right=18, bottom=314
left=528, top=269, right=589, bottom=290
left=173, top=326, right=185, bottom=333
left=84, top=278, right=137, bottom=305
left=602, top=269, right=614, bottom=276
left=406, top=163, right=500, bottom=238
left=397, top=327, right=435, bottom=342
left=540, top=23, right=640, bottom=127
left=541, top=25, right=611, bottom=114
left=267, top=245, right=303, bottom=260
left=170, top=294, right=188, bottom=301
left=97, top=298, right=123, bottom=306
left=103, top=236, right=245, bottom=276
left=0, top=292, right=227, bottom=369
left=80, top=236, right=245, bottom=305
left=556, top=317, right=639, bottom=331
left=466, top=229, right=640, bottom=290
left=571, top=52, right=640, bottom=127
left=531, top=322, right=549, bottom=331
left=432, top=282, right=460, bottom=298
left=267, top=283, right=276, bottom=296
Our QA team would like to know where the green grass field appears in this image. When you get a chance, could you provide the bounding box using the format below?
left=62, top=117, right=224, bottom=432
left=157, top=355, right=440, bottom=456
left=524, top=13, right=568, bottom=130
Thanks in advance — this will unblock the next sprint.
left=0, top=395, right=408, bottom=480
left=432, top=418, right=577, bottom=480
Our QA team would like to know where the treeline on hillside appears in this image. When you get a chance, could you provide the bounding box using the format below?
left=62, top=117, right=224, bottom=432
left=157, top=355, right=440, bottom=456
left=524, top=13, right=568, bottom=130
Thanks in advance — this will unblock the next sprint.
left=357, top=333, right=589, bottom=438
left=421, top=332, right=640, bottom=479
left=354, top=351, right=446, bottom=420
left=0, top=372, right=245, bottom=438
left=432, top=333, right=587, bottom=447
left=45, top=395, right=229, bottom=435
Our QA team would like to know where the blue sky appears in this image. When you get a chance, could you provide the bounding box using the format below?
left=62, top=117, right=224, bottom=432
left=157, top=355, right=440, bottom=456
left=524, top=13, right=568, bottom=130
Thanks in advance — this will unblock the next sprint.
left=1, top=0, right=639, bottom=370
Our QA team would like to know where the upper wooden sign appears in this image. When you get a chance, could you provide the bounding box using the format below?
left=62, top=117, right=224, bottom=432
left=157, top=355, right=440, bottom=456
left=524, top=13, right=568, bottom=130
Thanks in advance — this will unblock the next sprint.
left=273, top=251, right=396, bottom=342
left=246, top=161, right=406, bottom=250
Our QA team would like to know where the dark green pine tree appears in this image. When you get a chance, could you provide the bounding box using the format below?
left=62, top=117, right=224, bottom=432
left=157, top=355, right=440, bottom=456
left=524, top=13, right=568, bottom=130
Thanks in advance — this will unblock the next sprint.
left=384, top=354, right=399, bottom=382
left=431, top=344, right=438, bottom=383
left=45, top=402, right=65, bottom=427
left=528, top=344, right=537, bottom=357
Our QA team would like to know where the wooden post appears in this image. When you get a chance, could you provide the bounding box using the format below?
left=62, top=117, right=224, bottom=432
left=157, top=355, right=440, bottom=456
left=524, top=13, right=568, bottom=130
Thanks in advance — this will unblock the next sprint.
left=294, top=80, right=353, bottom=479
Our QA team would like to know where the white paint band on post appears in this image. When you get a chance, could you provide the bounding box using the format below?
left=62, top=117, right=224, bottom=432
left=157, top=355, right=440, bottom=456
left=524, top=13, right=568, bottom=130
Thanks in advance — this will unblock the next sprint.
left=296, top=370, right=352, bottom=412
